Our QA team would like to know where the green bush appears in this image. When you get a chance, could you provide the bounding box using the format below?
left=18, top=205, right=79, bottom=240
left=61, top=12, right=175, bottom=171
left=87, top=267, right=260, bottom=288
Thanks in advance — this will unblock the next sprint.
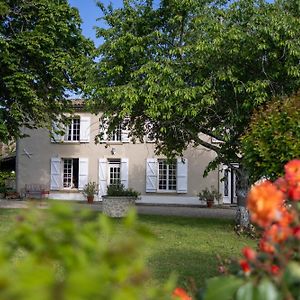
left=241, top=93, right=300, bottom=183
left=0, top=203, right=172, bottom=299
left=107, top=184, right=140, bottom=198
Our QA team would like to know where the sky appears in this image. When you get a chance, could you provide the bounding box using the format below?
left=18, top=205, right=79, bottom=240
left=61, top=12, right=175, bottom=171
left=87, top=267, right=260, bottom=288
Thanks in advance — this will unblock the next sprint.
left=68, top=0, right=124, bottom=47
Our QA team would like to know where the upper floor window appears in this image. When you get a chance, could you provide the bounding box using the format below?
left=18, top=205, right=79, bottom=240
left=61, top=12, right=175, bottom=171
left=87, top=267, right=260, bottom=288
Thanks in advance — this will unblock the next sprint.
left=109, top=125, right=122, bottom=142
left=51, top=115, right=90, bottom=143
left=99, top=119, right=129, bottom=143
left=65, top=118, right=80, bottom=141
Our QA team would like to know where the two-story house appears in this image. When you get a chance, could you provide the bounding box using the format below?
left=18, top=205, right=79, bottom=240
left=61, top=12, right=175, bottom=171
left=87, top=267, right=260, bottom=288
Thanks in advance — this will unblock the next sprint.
left=16, top=101, right=237, bottom=205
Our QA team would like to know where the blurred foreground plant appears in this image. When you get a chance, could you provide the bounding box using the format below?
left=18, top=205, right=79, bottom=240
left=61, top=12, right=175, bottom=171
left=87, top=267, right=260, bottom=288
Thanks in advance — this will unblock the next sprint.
left=0, top=203, right=173, bottom=299
left=200, top=159, right=300, bottom=300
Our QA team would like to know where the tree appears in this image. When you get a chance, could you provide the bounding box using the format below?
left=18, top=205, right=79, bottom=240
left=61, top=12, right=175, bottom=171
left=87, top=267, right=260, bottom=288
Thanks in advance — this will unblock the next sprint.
left=0, top=0, right=94, bottom=143
left=241, top=93, right=300, bottom=183
left=88, top=0, right=300, bottom=225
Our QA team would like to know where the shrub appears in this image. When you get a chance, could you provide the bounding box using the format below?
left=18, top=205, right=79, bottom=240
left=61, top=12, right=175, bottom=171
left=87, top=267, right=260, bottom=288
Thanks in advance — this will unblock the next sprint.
left=0, top=203, right=172, bottom=299
left=107, top=183, right=140, bottom=198
left=241, top=93, right=300, bottom=183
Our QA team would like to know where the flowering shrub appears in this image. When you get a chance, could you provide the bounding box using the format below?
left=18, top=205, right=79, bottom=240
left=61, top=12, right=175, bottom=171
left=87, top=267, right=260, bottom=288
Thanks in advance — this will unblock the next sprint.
left=201, top=159, right=300, bottom=300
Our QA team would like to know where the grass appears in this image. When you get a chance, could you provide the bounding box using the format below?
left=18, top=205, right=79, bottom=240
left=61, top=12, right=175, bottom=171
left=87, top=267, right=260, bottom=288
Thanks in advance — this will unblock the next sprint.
left=0, top=208, right=255, bottom=288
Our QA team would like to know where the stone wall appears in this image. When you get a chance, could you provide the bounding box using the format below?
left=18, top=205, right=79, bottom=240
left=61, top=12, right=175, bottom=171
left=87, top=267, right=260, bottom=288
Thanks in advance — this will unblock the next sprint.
left=102, top=196, right=136, bottom=217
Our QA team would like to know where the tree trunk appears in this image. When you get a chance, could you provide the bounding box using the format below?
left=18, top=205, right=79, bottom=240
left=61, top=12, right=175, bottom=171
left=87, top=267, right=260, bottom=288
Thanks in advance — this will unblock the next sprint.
left=235, top=166, right=250, bottom=227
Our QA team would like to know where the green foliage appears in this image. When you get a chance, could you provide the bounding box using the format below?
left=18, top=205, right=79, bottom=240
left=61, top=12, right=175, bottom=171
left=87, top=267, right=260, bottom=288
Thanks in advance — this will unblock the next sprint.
left=198, top=186, right=221, bottom=203
left=82, top=181, right=97, bottom=196
left=107, top=184, right=140, bottom=197
left=241, top=93, right=300, bottom=183
left=0, top=171, right=15, bottom=188
left=0, top=0, right=94, bottom=142
left=0, top=203, right=172, bottom=299
left=88, top=0, right=300, bottom=175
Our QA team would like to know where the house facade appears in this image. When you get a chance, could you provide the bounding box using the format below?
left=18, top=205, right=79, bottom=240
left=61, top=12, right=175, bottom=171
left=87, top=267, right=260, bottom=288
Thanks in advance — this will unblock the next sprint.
left=16, top=106, right=237, bottom=205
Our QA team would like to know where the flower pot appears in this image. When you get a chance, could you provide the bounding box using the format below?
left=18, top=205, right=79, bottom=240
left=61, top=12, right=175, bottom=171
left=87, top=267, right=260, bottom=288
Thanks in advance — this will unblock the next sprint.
left=207, top=199, right=214, bottom=208
left=102, top=196, right=136, bottom=217
left=87, top=195, right=94, bottom=204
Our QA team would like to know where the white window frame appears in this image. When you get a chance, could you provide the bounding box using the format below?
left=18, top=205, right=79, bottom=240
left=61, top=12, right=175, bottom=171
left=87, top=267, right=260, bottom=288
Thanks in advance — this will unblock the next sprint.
left=157, top=159, right=177, bottom=193
left=64, top=118, right=80, bottom=142
left=108, top=159, right=121, bottom=186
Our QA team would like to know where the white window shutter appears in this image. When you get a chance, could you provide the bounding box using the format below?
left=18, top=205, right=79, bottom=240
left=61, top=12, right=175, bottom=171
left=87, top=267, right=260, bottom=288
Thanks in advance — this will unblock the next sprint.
left=146, top=158, right=157, bottom=192
left=80, top=116, right=91, bottom=143
left=98, top=158, right=108, bottom=197
left=78, top=158, right=88, bottom=190
left=51, top=121, right=64, bottom=143
left=177, top=158, right=188, bottom=193
left=121, top=158, right=129, bottom=188
left=50, top=158, right=61, bottom=190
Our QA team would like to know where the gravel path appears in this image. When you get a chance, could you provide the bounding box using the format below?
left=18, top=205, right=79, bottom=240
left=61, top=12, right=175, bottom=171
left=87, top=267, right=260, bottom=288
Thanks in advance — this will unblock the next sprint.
left=0, top=199, right=236, bottom=219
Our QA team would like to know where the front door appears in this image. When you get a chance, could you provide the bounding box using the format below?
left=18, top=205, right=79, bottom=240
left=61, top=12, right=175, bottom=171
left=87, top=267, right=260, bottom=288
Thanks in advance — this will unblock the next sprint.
left=220, top=165, right=237, bottom=204
left=108, top=159, right=121, bottom=186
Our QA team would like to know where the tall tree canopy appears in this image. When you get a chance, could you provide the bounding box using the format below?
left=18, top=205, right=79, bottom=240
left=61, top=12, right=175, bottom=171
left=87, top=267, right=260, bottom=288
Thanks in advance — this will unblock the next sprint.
left=0, top=0, right=94, bottom=142
left=88, top=0, right=300, bottom=175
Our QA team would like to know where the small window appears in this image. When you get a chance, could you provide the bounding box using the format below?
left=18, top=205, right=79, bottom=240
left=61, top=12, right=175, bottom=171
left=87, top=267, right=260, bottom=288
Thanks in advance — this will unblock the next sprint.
left=109, top=125, right=122, bottom=142
left=158, top=160, right=177, bottom=192
left=63, top=158, right=79, bottom=188
left=108, top=159, right=121, bottom=186
left=65, top=118, right=80, bottom=141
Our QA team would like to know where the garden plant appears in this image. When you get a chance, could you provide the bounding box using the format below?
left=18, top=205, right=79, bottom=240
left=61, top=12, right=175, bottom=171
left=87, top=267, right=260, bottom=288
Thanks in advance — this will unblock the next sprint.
left=192, top=159, right=300, bottom=300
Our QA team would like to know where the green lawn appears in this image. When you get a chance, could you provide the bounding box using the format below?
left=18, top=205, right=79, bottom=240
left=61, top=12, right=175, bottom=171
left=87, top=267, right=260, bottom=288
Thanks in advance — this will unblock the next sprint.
left=0, top=208, right=255, bottom=288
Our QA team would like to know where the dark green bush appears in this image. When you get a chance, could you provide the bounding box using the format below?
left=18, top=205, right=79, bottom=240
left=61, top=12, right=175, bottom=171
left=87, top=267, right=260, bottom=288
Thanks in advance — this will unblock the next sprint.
left=107, top=184, right=140, bottom=197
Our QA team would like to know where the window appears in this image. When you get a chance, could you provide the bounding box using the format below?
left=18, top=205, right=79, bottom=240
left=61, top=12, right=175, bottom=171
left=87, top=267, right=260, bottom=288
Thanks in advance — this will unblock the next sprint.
left=63, top=158, right=79, bottom=188
left=98, top=119, right=129, bottom=143
left=109, top=125, right=122, bottom=142
left=108, top=159, right=121, bottom=185
left=64, top=118, right=80, bottom=141
left=158, top=160, right=177, bottom=191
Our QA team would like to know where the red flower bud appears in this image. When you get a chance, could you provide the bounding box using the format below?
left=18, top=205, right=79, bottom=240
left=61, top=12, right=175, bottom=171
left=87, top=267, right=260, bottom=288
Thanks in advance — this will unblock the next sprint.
left=239, top=259, right=251, bottom=275
left=271, top=265, right=280, bottom=275
left=293, top=226, right=300, bottom=239
left=242, top=247, right=256, bottom=261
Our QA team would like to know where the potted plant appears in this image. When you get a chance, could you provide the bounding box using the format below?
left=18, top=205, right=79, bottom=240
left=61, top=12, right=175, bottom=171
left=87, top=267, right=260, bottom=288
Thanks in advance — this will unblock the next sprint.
left=82, top=182, right=97, bottom=204
left=102, top=183, right=140, bottom=217
left=198, top=186, right=221, bottom=208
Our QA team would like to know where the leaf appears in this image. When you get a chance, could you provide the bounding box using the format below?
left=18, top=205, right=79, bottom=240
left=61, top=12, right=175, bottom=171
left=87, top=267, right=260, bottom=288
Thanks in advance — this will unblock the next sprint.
left=236, top=282, right=254, bottom=300
left=204, top=276, right=243, bottom=300
left=256, top=279, right=279, bottom=300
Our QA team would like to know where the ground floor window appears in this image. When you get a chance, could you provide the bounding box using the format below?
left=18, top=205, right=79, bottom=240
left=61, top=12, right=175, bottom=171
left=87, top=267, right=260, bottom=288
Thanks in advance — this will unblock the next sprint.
left=158, top=160, right=177, bottom=191
left=108, top=159, right=121, bottom=186
left=63, top=158, right=79, bottom=188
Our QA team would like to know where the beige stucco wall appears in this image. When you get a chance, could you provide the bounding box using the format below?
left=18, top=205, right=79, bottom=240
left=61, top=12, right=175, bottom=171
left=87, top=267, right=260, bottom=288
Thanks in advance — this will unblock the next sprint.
left=16, top=113, right=219, bottom=197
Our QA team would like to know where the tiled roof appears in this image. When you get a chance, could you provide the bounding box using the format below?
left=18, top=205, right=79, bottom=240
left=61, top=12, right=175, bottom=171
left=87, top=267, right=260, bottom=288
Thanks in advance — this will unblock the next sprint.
left=71, top=99, right=85, bottom=108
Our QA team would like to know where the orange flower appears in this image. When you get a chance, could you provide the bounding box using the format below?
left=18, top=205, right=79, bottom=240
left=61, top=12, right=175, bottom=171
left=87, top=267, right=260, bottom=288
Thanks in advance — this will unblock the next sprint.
left=172, top=288, right=192, bottom=300
left=288, top=184, right=300, bottom=201
left=277, top=207, right=294, bottom=227
left=265, top=223, right=291, bottom=243
left=274, top=177, right=289, bottom=194
left=259, top=238, right=275, bottom=254
left=247, top=181, right=285, bottom=227
left=285, top=159, right=300, bottom=186
left=242, top=247, right=256, bottom=261
left=239, top=259, right=251, bottom=275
